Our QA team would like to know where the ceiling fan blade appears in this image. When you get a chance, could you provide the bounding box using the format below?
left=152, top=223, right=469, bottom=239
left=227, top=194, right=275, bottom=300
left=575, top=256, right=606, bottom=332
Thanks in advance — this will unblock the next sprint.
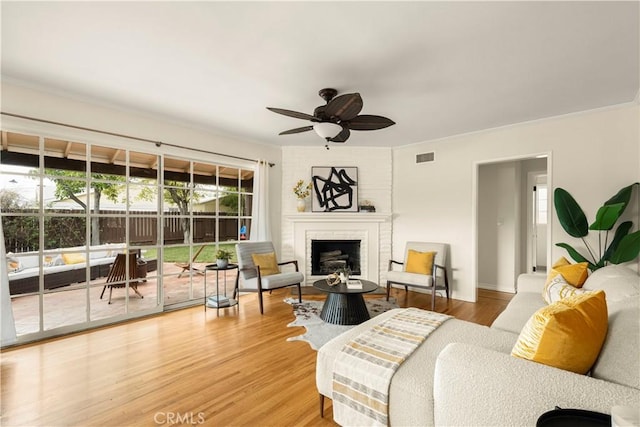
left=324, top=93, right=363, bottom=121
left=329, top=126, right=351, bottom=143
left=266, top=107, right=316, bottom=121
left=279, top=126, right=313, bottom=135
left=348, top=115, right=396, bottom=131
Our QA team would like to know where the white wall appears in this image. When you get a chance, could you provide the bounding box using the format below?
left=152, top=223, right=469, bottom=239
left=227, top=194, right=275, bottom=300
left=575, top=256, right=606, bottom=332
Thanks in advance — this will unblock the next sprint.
left=393, top=104, right=640, bottom=302
left=1, top=82, right=284, bottom=247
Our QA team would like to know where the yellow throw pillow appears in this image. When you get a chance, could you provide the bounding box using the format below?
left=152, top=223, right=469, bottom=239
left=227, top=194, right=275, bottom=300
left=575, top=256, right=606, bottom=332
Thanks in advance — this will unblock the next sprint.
left=251, top=252, right=281, bottom=276
left=543, top=275, right=586, bottom=304
left=512, top=290, right=608, bottom=374
left=62, top=253, right=86, bottom=265
left=405, top=249, right=436, bottom=275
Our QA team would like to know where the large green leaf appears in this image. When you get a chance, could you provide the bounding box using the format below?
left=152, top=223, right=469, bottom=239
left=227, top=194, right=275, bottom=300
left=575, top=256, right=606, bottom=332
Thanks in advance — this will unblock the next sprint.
left=589, top=203, right=625, bottom=231
left=555, top=243, right=595, bottom=270
left=603, top=221, right=633, bottom=261
left=554, top=188, right=588, bottom=238
left=609, top=230, right=640, bottom=264
left=604, top=183, right=638, bottom=207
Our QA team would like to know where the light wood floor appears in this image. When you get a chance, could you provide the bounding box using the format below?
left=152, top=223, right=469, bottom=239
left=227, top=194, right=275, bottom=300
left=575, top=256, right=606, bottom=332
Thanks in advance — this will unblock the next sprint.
left=0, top=287, right=512, bottom=427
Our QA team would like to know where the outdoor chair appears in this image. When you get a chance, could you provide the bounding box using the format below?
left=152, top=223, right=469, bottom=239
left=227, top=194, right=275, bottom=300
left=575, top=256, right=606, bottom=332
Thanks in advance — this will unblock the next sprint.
left=235, top=241, right=303, bottom=314
left=386, top=242, right=450, bottom=311
left=100, top=253, right=144, bottom=304
left=175, top=245, right=206, bottom=278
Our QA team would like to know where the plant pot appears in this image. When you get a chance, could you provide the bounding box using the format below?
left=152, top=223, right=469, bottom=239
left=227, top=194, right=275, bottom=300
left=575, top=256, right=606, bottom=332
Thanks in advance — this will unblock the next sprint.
left=296, top=199, right=306, bottom=212
left=216, top=259, right=229, bottom=268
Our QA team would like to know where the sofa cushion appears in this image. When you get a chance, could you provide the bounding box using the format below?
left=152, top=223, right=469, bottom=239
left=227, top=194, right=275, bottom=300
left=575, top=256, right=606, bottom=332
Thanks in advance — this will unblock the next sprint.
left=6, top=256, right=22, bottom=272
left=511, top=290, right=608, bottom=374
left=62, top=252, right=86, bottom=265
left=582, top=265, right=639, bottom=302
left=491, top=291, right=546, bottom=334
left=591, top=298, right=640, bottom=389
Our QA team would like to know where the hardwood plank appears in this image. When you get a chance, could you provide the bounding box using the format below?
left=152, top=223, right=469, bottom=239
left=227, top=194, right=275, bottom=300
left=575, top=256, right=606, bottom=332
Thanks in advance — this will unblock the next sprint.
left=0, top=288, right=512, bottom=426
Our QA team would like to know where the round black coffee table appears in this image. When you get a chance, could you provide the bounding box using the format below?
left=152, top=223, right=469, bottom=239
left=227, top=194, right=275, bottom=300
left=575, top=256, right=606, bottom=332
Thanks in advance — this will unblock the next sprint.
left=312, top=279, right=379, bottom=325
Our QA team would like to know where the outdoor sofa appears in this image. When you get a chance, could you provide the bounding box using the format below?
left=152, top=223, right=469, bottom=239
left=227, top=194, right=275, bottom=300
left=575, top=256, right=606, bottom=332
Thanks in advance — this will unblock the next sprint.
left=7, top=244, right=157, bottom=295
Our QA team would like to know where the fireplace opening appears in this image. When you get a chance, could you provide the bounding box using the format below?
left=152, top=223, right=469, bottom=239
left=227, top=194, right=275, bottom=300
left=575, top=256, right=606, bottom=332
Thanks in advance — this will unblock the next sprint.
left=311, top=239, right=361, bottom=276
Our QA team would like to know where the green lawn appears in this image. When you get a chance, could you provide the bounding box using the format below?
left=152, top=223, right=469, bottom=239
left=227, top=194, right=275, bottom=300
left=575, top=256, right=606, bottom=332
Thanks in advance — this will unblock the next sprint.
left=142, top=243, right=237, bottom=263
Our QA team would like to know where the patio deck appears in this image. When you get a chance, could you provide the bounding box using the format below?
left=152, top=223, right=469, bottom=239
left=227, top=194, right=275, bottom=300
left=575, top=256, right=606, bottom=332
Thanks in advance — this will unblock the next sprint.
left=9, top=262, right=240, bottom=336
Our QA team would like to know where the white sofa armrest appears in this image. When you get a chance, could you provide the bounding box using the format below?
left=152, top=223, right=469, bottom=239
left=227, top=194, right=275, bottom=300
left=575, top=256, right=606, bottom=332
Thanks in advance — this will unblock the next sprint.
left=516, top=272, right=546, bottom=293
left=434, top=343, right=640, bottom=427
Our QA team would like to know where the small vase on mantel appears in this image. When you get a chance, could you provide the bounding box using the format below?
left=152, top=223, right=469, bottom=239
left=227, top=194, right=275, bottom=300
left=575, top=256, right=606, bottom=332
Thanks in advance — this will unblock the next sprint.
left=296, top=199, right=306, bottom=212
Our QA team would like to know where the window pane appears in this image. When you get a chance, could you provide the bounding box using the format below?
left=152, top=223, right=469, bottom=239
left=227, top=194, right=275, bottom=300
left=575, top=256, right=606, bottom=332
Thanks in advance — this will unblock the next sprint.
left=129, top=217, right=159, bottom=246
left=44, top=139, right=87, bottom=174
left=163, top=214, right=190, bottom=245
left=44, top=288, right=88, bottom=330
left=3, top=215, right=40, bottom=252
left=44, top=216, right=86, bottom=249
left=128, top=184, right=158, bottom=214
left=45, top=178, right=88, bottom=212
left=219, top=217, right=238, bottom=242
left=219, top=191, right=239, bottom=215
left=11, top=294, right=40, bottom=335
left=194, top=216, right=216, bottom=243
left=193, top=190, right=217, bottom=215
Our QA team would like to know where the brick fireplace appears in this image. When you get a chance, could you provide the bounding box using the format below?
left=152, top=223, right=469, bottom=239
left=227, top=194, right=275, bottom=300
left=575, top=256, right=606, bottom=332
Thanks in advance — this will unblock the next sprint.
left=284, top=213, right=391, bottom=285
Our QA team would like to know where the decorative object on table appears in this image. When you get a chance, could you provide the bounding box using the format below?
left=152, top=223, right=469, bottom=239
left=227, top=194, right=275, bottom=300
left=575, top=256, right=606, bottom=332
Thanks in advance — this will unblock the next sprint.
left=293, top=179, right=312, bottom=212
left=214, top=248, right=233, bottom=268
left=359, top=200, right=376, bottom=212
left=284, top=297, right=399, bottom=350
left=266, top=88, right=395, bottom=146
left=554, top=183, right=640, bottom=271
left=311, top=166, right=358, bottom=212
left=325, top=273, right=340, bottom=286
left=337, top=266, right=351, bottom=283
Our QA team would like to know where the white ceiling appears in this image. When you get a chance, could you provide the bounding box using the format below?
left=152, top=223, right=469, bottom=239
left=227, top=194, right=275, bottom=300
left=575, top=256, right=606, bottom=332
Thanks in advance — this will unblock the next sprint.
left=2, top=1, right=638, bottom=148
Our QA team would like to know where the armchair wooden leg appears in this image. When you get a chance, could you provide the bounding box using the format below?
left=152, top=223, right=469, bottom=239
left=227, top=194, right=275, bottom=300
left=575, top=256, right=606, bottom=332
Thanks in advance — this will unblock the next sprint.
left=431, top=284, right=436, bottom=311
left=319, top=394, right=325, bottom=418
left=386, top=281, right=391, bottom=301
left=258, top=291, right=264, bottom=314
left=296, top=284, right=302, bottom=303
left=100, top=286, right=106, bottom=299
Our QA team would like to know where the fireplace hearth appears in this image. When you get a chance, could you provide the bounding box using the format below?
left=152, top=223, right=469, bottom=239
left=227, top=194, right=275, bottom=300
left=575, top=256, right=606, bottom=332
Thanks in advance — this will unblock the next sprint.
left=311, top=239, right=361, bottom=276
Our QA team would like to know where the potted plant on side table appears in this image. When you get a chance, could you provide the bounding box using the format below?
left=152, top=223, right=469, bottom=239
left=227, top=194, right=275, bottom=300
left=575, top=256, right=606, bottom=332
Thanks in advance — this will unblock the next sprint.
left=215, top=248, right=233, bottom=268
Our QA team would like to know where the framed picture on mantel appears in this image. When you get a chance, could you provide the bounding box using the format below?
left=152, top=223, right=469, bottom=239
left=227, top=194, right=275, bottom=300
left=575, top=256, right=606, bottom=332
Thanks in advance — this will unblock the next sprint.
left=311, top=166, right=358, bottom=212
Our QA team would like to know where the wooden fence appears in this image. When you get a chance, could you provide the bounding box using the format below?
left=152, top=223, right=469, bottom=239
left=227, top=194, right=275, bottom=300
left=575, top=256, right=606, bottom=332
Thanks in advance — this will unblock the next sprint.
left=3, top=209, right=245, bottom=252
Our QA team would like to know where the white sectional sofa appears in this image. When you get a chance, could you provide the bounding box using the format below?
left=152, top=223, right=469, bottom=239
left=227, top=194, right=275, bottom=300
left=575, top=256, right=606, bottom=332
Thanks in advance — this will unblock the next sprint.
left=316, top=264, right=639, bottom=426
left=7, top=244, right=128, bottom=295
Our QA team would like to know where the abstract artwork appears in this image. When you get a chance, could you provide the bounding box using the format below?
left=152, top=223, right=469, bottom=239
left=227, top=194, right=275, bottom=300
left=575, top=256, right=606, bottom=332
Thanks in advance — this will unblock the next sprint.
left=311, top=167, right=358, bottom=212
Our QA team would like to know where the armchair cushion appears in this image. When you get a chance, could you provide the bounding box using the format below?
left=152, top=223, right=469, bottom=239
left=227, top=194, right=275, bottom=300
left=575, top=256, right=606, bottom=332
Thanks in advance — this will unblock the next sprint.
left=241, top=271, right=304, bottom=291
left=251, top=252, right=280, bottom=276
left=405, top=250, right=436, bottom=274
left=386, top=270, right=434, bottom=287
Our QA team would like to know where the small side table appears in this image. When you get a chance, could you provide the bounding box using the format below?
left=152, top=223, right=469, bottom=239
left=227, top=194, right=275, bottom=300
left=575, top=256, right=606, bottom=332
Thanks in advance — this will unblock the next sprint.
left=204, top=263, right=239, bottom=315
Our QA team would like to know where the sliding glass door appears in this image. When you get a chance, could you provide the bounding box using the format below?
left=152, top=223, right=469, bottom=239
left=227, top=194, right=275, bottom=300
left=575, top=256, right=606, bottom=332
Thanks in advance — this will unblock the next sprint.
left=1, top=129, right=255, bottom=343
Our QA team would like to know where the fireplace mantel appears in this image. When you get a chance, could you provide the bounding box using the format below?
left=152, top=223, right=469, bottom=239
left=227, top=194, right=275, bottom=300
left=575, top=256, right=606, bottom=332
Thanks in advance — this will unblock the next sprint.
left=285, top=212, right=391, bottom=223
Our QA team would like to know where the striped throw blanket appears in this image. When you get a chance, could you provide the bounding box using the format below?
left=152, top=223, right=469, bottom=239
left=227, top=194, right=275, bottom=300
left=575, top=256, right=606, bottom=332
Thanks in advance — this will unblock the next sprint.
left=332, top=308, right=451, bottom=426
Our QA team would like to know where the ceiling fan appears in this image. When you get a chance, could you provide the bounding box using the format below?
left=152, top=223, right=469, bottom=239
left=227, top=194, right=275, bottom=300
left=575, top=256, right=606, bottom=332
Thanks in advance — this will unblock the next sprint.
left=267, top=88, right=395, bottom=143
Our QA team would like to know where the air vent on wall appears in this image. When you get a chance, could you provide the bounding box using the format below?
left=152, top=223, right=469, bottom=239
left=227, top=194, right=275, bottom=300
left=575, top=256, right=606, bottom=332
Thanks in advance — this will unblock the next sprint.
left=416, top=152, right=435, bottom=163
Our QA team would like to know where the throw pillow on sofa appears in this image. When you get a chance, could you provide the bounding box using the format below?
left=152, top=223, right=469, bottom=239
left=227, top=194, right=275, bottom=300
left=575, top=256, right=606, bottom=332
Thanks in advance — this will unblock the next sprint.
left=512, top=290, right=608, bottom=375
left=405, top=249, right=436, bottom=274
left=543, top=275, right=586, bottom=304
left=582, top=265, right=640, bottom=302
left=6, top=257, right=22, bottom=273
left=62, top=252, right=86, bottom=265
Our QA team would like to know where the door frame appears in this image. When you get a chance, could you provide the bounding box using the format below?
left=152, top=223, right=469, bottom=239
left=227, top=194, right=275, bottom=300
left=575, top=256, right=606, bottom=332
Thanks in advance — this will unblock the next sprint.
left=471, top=152, right=553, bottom=300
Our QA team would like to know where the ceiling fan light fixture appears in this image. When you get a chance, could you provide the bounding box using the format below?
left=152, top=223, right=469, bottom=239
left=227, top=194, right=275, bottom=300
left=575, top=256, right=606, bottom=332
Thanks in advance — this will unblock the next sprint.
left=313, top=122, right=342, bottom=140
